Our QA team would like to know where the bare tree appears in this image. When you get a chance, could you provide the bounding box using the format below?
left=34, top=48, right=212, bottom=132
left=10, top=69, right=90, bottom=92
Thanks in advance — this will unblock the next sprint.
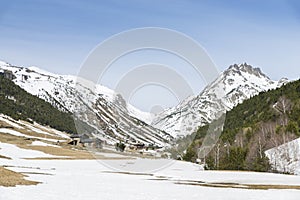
left=273, top=96, right=291, bottom=126
left=216, top=143, right=220, bottom=169
left=258, top=136, right=263, bottom=159
left=273, top=97, right=292, bottom=145
left=213, top=143, right=220, bottom=169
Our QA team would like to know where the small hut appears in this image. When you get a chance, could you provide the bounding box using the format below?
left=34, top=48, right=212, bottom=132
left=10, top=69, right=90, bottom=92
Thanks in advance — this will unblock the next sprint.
left=68, top=134, right=103, bottom=149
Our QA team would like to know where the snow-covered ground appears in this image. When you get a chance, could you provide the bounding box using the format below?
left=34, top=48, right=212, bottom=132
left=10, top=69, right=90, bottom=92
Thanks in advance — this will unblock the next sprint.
left=0, top=142, right=56, bottom=159
left=1, top=142, right=300, bottom=200
left=266, top=137, right=300, bottom=175
left=1, top=159, right=300, bottom=200
left=30, top=141, right=61, bottom=148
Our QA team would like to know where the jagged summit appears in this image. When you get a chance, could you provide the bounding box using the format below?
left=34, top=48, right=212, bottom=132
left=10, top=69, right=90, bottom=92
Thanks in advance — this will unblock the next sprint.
left=225, top=63, right=269, bottom=79
left=151, top=63, right=288, bottom=137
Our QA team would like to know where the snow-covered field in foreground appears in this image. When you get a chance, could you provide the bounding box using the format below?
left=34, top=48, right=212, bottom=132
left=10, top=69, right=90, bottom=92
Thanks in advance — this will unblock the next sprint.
left=0, top=139, right=300, bottom=200
left=1, top=157, right=300, bottom=200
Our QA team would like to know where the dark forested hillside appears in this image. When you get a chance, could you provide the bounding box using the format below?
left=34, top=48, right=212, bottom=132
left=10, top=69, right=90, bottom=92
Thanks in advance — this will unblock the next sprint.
left=0, top=76, right=77, bottom=134
left=183, top=79, right=300, bottom=172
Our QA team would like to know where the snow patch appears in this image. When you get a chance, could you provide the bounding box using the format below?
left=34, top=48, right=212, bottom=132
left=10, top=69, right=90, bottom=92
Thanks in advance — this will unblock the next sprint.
left=265, top=137, right=300, bottom=175
left=31, top=141, right=61, bottom=148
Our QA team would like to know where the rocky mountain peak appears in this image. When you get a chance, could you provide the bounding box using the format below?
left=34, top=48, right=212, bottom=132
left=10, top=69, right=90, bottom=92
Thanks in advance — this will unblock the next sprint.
left=225, top=63, right=269, bottom=79
left=152, top=63, right=286, bottom=137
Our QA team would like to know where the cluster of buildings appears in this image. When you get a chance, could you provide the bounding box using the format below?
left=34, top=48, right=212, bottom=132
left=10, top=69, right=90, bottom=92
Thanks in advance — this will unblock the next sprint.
left=67, top=134, right=166, bottom=157
left=68, top=134, right=103, bottom=149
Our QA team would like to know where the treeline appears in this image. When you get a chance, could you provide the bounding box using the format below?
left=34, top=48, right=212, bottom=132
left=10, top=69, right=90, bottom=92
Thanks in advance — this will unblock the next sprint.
left=0, top=76, right=77, bottom=134
left=183, top=79, right=300, bottom=172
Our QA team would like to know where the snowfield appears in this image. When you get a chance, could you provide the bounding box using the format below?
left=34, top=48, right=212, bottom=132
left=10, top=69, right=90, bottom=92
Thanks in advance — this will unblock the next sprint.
left=1, top=159, right=300, bottom=200
left=0, top=112, right=299, bottom=199
left=1, top=144, right=300, bottom=200
left=0, top=142, right=57, bottom=159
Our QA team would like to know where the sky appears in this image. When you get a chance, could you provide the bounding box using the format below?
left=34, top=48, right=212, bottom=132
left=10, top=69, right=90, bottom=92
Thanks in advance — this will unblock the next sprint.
left=0, top=0, right=300, bottom=111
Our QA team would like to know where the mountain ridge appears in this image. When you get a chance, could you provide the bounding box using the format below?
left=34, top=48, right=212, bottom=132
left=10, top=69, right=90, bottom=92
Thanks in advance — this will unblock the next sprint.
left=183, top=79, right=300, bottom=174
left=0, top=61, right=172, bottom=147
left=151, top=63, right=288, bottom=137
left=0, top=60, right=289, bottom=146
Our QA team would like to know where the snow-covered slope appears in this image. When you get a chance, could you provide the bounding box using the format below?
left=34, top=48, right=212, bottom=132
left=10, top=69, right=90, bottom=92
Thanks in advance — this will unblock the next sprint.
left=151, top=63, right=288, bottom=137
left=0, top=61, right=172, bottom=146
left=265, top=137, right=300, bottom=175
left=0, top=60, right=288, bottom=142
left=0, top=113, right=70, bottom=143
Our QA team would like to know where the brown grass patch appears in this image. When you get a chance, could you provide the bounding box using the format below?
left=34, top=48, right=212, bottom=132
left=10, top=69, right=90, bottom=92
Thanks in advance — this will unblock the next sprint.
left=14, top=127, right=65, bottom=141
left=0, top=132, right=132, bottom=160
left=175, top=181, right=300, bottom=190
left=17, top=121, right=67, bottom=140
left=0, top=167, right=39, bottom=187
left=24, top=142, right=102, bottom=159
left=0, top=133, right=95, bottom=159
left=0, top=132, right=33, bottom=146
left=0, top=118, right=67, bottom=141
left=0, top=154, right=11, bottom=159
left=19, top=172, right=53, bottom=176
left=102, top=171, right=154, bottom=176
left=0, top=120, right=15, bottom=128
left=21, top=145, right=96, bottom=159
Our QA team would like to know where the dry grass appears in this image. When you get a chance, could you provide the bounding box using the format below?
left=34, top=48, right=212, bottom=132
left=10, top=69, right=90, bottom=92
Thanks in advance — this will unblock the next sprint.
left=0, top=132, right=31, bottom=146
left=245, top=184, right=300, bottom=190
left=0, top=154, right=11, bottom=159
left=0, top=119, right=100, bottom=159
left=22, top=145, right=97, bottom=159
left=175, top=181, right=300, bottom=190
left=0, top=131, right=118, bottom=160
left=0, top=129, right=134, bottom=160
left=17, top=121, right=65, bottom=140
left=102, top=171, right=154, bottom=176
left=0, top=132, right=96, bottom=159
left=0, top=122, right=133, bottom=160
left=0, top=166, right=39, bottom=187
left=0, top=119, right=67, bottom=141
left=0, top=121, right=14, bottom=128
left=14, top=127, right=65, bottom=141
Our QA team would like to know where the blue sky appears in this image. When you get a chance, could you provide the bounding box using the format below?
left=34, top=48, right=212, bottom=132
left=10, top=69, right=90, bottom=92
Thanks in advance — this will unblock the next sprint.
left=0, top=0, right=300, bottom=111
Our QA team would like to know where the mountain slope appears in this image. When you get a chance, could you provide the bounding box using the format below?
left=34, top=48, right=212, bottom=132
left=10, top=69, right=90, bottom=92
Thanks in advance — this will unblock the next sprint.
left=0, top=61, right=172, bottom=146
left=0, top=75, right=77, bottom=134
left=0, top=60, right=288, bottom=148
left=184, top=79, right=300, bottom=174
left=151, top=63, right=287, bottom=137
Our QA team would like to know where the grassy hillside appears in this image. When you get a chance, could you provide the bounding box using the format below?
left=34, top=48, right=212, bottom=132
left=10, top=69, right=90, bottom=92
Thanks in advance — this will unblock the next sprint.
left=183, top=79, right=300, bottom=172
left=0, top=76, right=77, bottom=134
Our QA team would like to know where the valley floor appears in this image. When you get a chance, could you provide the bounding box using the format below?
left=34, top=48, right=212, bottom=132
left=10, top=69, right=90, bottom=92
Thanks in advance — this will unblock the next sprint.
left=0, top=115, right=300, bottom=200
left=1, top=149, right=300, bottom=200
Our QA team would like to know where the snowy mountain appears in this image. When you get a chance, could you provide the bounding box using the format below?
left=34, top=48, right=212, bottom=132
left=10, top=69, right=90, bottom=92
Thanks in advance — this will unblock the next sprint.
left=0, top=61, right=172, bottom=147
left=0, top=60, right=288, bottom=143
left=151, top=63, right=288, bottom=137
